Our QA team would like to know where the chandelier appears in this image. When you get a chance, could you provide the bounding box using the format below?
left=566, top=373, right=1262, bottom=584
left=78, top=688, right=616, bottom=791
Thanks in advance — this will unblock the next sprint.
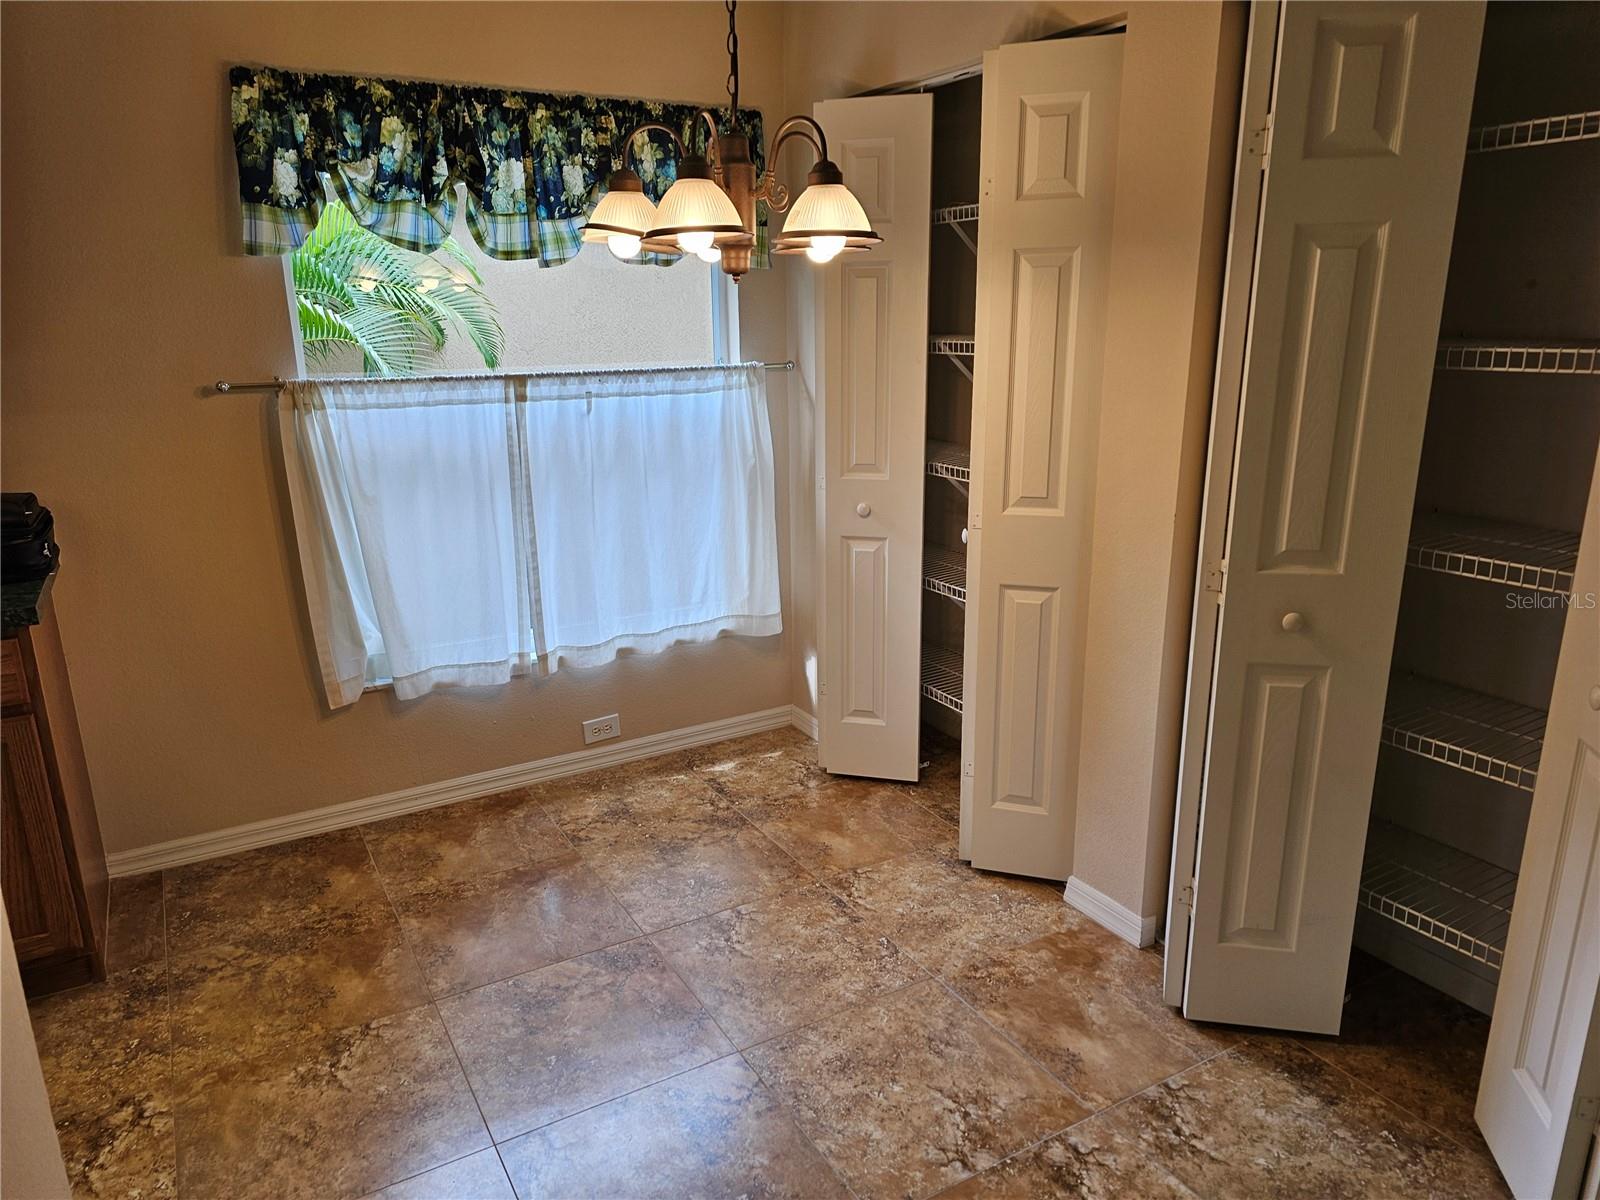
left=582, top=0, right=880, bottom=281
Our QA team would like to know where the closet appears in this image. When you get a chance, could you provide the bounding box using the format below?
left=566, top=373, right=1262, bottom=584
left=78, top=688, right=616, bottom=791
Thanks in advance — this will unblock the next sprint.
left=1166, top=3, right=1599, bottom=1195
left=1353, top=1, right=1600, bottom=1020
left=920, top=75, right=981, bottom=761
left=812, top=33, right=1124, bottom=881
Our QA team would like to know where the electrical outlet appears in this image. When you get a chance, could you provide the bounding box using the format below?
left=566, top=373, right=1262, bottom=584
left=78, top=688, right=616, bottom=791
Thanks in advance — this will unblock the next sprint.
left=582, top=713, right=621, bottom=745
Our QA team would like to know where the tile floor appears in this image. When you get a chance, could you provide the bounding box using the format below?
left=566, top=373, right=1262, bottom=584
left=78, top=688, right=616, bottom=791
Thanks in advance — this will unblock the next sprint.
left=30, top=727, right=1510, bottom=1199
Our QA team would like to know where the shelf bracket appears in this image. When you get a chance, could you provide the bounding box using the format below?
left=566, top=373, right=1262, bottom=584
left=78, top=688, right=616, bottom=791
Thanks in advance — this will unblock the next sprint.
left=929, top=337, right=976, bottom=382
left=932, top=203, right=980, bottom=255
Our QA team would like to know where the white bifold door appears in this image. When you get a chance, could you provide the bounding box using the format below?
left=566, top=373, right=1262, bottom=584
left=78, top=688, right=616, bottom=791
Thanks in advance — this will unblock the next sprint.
left=1165, top=1, right=1485, bottom=1034
left=814, top=94, right=931, bottom=781
left=962, top=34, right=1123, bottom=880
left=1477, top=455, right=1600, bottom=1200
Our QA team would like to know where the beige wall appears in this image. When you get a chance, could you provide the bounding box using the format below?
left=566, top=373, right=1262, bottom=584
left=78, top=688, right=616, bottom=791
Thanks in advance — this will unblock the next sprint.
left=0, top=1, right=794, bottom=855
left=1074, top=2, right=1245, bottom=921
left=782, top=2, right=1244, bottom=922
left=1, top=901, right=71, bottom=1200
left=2, top=0, right=1240, bottom=926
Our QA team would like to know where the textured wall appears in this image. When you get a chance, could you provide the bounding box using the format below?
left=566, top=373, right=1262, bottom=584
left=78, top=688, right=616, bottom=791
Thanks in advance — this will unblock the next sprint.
left=0, top=1, right=793, bottom=854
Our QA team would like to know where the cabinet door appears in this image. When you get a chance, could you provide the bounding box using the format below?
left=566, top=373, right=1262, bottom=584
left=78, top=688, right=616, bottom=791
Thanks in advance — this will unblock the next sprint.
left=814, top=94, right=932, bottom=781
left=1174, top=1, right=1484, bottom=1033
left=1, top=714, right=81, bottom=961
left=1477, top=455, right=1600, bottom=1200
left=962, top=34, right=1122, bottom=880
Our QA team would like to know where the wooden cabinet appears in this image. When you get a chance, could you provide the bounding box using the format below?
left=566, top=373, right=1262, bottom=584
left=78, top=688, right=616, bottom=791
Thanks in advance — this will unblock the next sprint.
left=1, top=589, right=107, bottom=993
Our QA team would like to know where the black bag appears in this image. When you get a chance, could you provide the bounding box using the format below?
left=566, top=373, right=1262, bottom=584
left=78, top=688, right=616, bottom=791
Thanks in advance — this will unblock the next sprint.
left=1, top=492, right=59, bottom=582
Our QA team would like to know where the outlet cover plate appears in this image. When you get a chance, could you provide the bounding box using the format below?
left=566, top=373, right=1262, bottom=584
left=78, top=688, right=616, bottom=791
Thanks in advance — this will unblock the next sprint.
left=582, top=713, right=622, bottom=745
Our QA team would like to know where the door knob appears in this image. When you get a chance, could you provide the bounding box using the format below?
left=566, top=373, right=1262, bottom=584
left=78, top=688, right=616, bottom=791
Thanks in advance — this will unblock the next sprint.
left=1281, top=611, right=1308, bottom=633
left=856, top=503, right=871, bottom=518
left=1589, top=685, right=1600, bottom=712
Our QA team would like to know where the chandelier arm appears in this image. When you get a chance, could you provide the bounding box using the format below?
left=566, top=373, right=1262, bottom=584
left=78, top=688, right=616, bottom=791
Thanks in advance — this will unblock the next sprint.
left=767, top=116, right=829, bottom=164
left=756, top=118, right=830, bottom=214
left=755, top=172, right=791, bottom=214
left=619, top=122, right=687, bottom=171
left=693, top=108, right=727, bottom=183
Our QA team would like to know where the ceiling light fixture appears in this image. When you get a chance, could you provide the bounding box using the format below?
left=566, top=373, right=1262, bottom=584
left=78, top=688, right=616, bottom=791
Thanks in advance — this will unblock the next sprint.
left=581, top=0, right=880, bottom=281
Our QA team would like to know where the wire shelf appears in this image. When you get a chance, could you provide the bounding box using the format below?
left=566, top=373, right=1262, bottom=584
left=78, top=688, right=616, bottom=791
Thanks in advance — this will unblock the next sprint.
left=923, top=545, right=967, bottom=604
left=1436, top=341, right=1600, bottom=375
left=930, top=335, right=977, bottom=357
left=1468, top=110, right=1600, bottom=153
left=933, top=203, right=981, bottom=225
left=927, top=441, right=971, bottom=485
left=1359, top=820, right=1517, bottom=970
left=1382, top=675, right=1546, bottom=792
left=921, top=645, right=964, bottom=715
left=1408, top=513, right=1580, bottom=595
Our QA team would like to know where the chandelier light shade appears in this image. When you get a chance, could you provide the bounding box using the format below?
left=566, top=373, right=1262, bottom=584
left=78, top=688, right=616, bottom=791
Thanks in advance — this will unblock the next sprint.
left=579, top=0, right=878, bottom=281
left=642, top=156, right=750, bottom=262
left=581, top=167, right=658, bottom=260
left=773, top=160, right=881, bottom=262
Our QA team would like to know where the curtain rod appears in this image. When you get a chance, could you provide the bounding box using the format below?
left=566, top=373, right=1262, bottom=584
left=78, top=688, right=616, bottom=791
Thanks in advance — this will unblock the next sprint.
left=212, top=360, right=795, bottom=395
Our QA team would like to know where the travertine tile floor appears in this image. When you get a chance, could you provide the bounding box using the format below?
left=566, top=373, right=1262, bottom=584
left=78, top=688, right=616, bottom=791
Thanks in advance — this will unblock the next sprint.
left=32, top=727, right=1510, bottom=1199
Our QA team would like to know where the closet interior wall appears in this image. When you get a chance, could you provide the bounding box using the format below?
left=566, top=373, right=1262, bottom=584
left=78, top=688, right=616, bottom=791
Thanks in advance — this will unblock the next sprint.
left=1353, top=0, right=1600, bottom=1015
left=921, top=75, right=982, bottom=740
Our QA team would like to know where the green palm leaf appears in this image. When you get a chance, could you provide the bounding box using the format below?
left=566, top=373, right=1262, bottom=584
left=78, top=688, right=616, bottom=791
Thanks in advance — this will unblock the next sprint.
left=412, top=279, right=504, bottom=369
left=290, top=197, right=505, bottom=376
left=436, top=236, right=485, bottom=285
left=291, top=255, right=356, bottom=313
left=296, top=297, right=360, bottom=364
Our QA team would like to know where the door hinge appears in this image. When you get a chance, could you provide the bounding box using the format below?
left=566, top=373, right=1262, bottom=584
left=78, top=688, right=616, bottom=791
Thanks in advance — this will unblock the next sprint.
left=1246, top=113, right=1274, bottom=168
left=1203, top=558, right=1228, bottom=602
left=1177, top=877, right=1197, bottom=911
left=1577, top=1095, right=1600, bottom=1124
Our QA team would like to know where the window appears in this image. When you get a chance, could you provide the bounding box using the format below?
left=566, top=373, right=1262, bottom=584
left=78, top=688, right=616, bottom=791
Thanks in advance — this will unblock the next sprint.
left=285, top=195, right=739, bottom=380
left=275, top=195, right=770, bottom=707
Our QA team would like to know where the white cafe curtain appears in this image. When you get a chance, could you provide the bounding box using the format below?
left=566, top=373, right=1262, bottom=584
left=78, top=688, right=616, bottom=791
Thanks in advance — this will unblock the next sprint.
left=279, top=363, right=780, bottom=706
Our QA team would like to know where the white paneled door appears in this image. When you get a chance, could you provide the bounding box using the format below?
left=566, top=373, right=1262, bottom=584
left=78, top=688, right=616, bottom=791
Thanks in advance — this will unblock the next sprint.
left=1173, top=2, right=1484, bottom=1033
left=962, top=35, right=1122, bottom=880
left=1478, top=454, right=1600, bottom=1200
left=814, top=94, right=932, bottom=781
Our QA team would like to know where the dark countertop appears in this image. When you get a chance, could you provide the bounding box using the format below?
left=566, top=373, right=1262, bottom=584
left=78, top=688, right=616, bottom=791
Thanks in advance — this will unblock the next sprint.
left=2, top=570, right=54, bottom=630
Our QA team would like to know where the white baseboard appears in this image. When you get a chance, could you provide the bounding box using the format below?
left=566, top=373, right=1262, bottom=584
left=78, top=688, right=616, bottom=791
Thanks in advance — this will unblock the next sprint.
left=789, top=704, right=818, bottom=740
left=107, top=705, right=798, bottom=878
left=1064, top=875, right=1162, bottom=948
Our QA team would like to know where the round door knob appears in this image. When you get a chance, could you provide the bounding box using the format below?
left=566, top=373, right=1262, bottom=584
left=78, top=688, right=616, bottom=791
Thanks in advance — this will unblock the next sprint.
left=961, top=527, right=970, bottom=545
left=1589, top=685, right=1600, bottom=712
left=856, top=503, right=871, bottom=518
left=1281, top=611, right=1308, bottom=633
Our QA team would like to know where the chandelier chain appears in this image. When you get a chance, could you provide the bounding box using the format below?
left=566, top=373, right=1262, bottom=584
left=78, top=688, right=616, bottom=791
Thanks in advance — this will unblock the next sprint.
left=726, top=0, right=740, bottom=128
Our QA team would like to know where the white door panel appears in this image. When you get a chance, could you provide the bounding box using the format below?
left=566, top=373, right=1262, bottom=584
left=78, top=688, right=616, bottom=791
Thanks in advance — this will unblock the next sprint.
left=815, top=95, right=932, bottom=781
left=1181, top=1, right=1484, bottom=1033
left=963, top=34, right=1123, bottom=881
left=1165, top=0, right=1281, bottom=1006
left=1478, top=454, right=1600, bottom=1200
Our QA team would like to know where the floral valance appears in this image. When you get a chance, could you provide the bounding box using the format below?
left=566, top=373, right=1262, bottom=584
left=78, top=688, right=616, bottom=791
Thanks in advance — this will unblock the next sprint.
left=230, top=66, right=767, bottom=268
